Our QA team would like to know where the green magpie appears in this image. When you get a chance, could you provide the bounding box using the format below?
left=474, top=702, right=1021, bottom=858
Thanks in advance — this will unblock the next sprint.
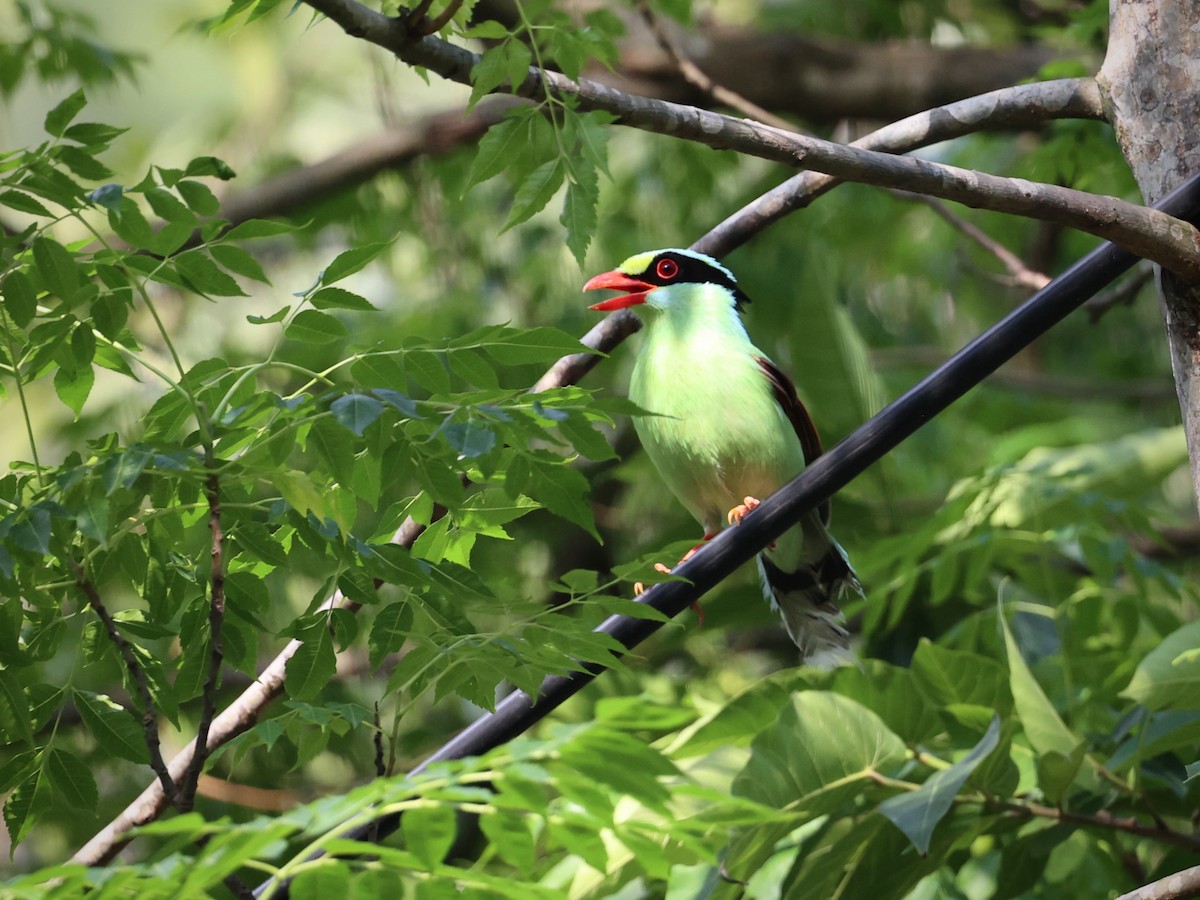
left=584, top=248, right=861, bottom=662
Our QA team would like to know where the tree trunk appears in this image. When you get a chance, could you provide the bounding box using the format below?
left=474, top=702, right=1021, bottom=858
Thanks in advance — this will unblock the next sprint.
left=1098, top=0, right=1200, bottom=512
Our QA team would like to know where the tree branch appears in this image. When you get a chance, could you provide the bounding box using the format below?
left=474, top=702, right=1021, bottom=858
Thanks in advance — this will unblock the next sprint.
left=299, top=0, right=1200, bottom=278
left=989, top=797, right=1200, bottom=853
left=71, top=565, right=178, bottom=805
left=1116, top=865, right=1200, bottom=900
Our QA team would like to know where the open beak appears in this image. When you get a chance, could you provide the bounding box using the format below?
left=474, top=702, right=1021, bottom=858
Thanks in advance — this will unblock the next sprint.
left=583, top=270, right=654, bottom=310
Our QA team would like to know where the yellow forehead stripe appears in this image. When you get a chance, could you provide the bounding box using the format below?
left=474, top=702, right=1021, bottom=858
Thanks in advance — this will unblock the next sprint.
left=617, top=251, right=659, bottom=276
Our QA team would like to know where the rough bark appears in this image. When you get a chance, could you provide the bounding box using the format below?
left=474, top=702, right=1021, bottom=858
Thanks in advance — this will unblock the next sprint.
left=1098, top=0, right=1200, bottom=510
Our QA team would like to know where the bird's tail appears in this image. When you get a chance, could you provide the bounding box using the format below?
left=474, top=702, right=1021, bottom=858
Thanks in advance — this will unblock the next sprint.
left=757, top=539, right=861, bottom=667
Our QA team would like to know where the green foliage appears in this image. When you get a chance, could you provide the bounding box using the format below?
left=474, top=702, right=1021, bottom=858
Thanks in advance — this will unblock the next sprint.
left=1, top=1, right=1198, bottom=898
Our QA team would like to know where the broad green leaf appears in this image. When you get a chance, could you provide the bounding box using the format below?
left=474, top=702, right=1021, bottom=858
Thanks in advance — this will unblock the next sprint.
left=1036, top=742, right=1087, bottom=804
left=45, top=748, right=98, bottom=810
left=210, top=244, right=269, bottom=283
left=54, top=363, right=93, bottom=417
left=286, top=310, right=347, bottom=343
left=733, top=692, right=906, bottom=813
left=310, top=287, right=377, bottom=311
left=1001, top=613, right=1081, bottom=758
left=402, top=804, right=457, bottom=869
left=0, top=669, right=33, bottom=745
left=0, top=190, right=52, bottom=217
left=173, top=250, right=246, bottom=297
left=405, top=349, right=451, bottom=394
left=502, top=158, right=564, bottom=232
left=877, top=716, right=1000, bottom=854
left=1122, top=619, right=1200, bottom=710
left=478, top=327, right=589, bottom=366
left=442, top=418, right=495, bottom=458
left=368, top=602, right=413, bottom=669
left=480, top=809, right=536, bottom=875
left=560, top=175, right=597, bottom=266
left=291, top=865, right=351, bottom=900
left=2, top=271, right=38, bottom=328
left=4, top=764, right=52, bottom=848
left=176, top=179, right=221, bottom=215
left=466, top=117, right=524, bottom=186
left=32, top=236, right=81, bottom=301
left=910, top=640, right=1012, bottom=715
left=320, top=242, right=392, bottom=286
left=331, top=393, right=383, bottom=436
left=44, top=89, right=88, bottom=137
left=222, top=219, right=296, bottom=241
left=285, top=628, right=336, bottom=701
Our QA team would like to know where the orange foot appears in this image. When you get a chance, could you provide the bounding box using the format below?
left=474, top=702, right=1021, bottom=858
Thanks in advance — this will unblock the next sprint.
left=633, top=536, right=715, bottom=626
left=727, top=496, right=775, bottom=550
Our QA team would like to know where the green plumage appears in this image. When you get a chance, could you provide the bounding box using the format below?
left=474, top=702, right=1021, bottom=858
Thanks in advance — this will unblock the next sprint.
left=588, top=249, right=860, bottom=662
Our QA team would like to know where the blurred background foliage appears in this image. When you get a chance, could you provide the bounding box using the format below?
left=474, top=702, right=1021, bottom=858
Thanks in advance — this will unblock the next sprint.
left=1, top=0, right=1198, bottom=896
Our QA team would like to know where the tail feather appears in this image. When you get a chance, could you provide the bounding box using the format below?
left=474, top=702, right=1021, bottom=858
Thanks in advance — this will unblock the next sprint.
left=758, top=542, right=862, bottom=666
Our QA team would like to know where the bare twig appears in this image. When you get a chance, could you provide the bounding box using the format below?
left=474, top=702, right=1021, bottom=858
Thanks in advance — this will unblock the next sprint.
left=989, top=797, right=1200, bottom=853
left=634, top=1, right=795, bottom=132
left=70, top=70, right=1123, bottom=871
left=72, top=565, right=178, bottom=804
left=419, top=0, right=464, bottom=36
left=891, top=189, right=1051, bottom=291
left=178, top=468, right=228, bottom=811
left=1115, top=865, right=1200, bottom=900
left=298, top=0, right=1200, bottom=278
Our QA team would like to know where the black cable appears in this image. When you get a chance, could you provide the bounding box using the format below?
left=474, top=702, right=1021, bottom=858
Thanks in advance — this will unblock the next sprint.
left=256, top=171, right=1200, bottom=896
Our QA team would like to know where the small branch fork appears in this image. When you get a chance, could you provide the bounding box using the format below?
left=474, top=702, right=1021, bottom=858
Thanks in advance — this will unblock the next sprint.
left=71, top=565, right=177, bottom=804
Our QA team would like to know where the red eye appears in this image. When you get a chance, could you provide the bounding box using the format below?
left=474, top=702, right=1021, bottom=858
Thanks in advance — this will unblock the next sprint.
left=656, top=258, right=679, bottom=280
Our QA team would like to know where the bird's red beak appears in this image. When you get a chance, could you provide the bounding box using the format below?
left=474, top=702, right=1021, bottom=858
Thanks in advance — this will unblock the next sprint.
left=583, top=270, right=654, bottom=310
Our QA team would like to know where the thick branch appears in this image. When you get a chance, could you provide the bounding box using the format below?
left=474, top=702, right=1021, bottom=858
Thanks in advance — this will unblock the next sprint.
left=1116, top=866, right=1200, bottom=900
left=300, top=0, right=1200, bottom=278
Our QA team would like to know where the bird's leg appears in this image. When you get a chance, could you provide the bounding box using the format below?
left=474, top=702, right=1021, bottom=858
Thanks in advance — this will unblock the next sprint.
left=727, top=496, right=775, bottom=549
left=633, top=534, right=716, bottom=625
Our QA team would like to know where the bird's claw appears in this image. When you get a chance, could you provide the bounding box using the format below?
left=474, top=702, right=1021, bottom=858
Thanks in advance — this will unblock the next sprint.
left=633, top=562, right=705, bottom=625
left=727, top=495, right=762, bottom=526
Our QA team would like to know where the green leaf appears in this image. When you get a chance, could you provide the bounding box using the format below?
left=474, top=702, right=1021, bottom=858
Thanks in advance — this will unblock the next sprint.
left=368, top=602, right=413, bottom=669
left=477, top=327, right=589, bottom=366
left=4, top=764, right=52, bottom=848
left=222, top=219, right=296, bottom=241
left=320, top=242, right=392, bottom=286
left=184, top=156, right=236, bottom=180
left=1001, top=613, right=1081, bottom=758
left=733, top=692, right=906, bottom=813
left=173, top=250, right=246, bottom=297
left=285, top=628, right=336, bottom=701
left=442, top=418, right=495, bottom=458
left=1036, top=742, right=1087, bottom=805
left=32, top=236, right=82, bottom=301
left=44, top=89, right=88, bottom=137
left=402, top=804, right=457, bottom=869
left=331, top=393, right=383, bottom=436
left=502, top=158, right=564, bottom=232
left=177, top=179, right=221, bottom=215
left=3, top=271, right=38, bottom=328
left=54, top=363, right=93, bottom=417
left=447, top=348, right=499, bottom=389
left=210, top=244, right=269, bottom=283
left=466, top=117, right=524, bottom=187
left=1122, top=619, right=1200, bottom=710
left=46, top=748, right=98, bottom=810
left=0, top=190, right=52, bottom=217
left=286, top=310, right=347, bottom=343
left=560, top=171, right=598, bottom=266
left=292, top=865, right=351, bottom=900
left=74, top=691, right=149, bottom=764
left=310, top=287, right=378, bottom=311
left=480, top=810, right=536, bottom=874
left=0, top=669, right=33, bottom=746
left=522, top=461, right=597, bottom=539
left=910, top=640, right=1011, bottom=715
left=405, top=349, right=451, bottom=394
left=877, top=716, right=1001, bottom=854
